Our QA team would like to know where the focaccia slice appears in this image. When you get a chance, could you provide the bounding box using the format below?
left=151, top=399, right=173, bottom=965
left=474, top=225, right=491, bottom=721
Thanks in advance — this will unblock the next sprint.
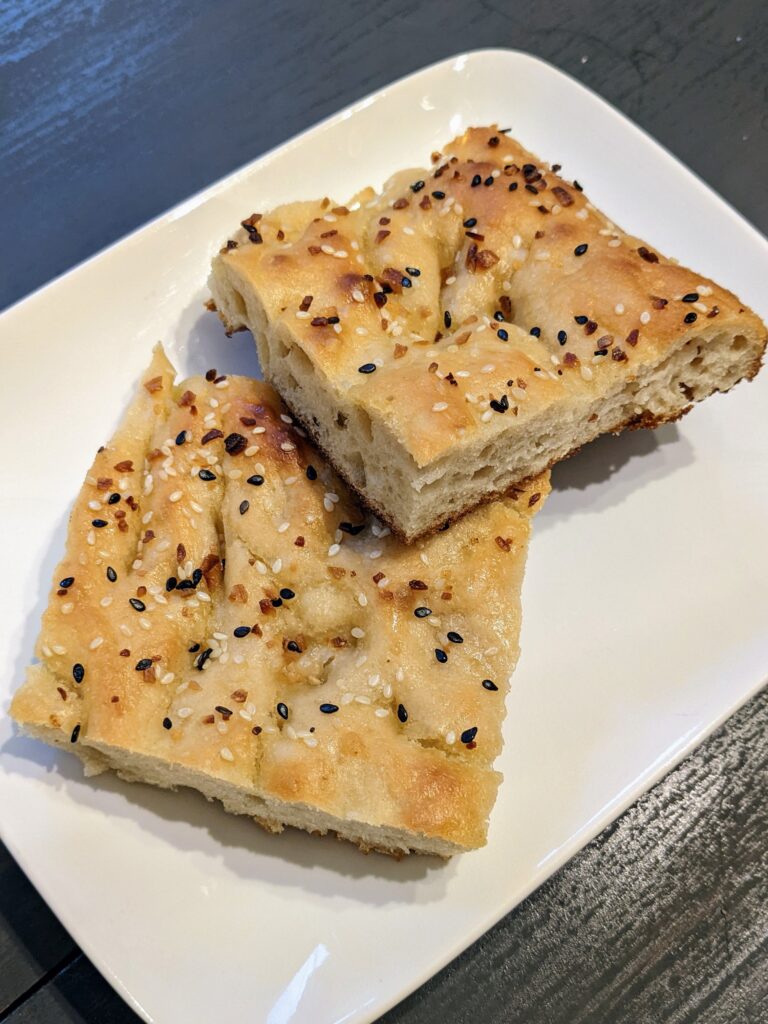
left=11, top=347, right=547, bottom=856
left=209, top=126, right=765, bottom=542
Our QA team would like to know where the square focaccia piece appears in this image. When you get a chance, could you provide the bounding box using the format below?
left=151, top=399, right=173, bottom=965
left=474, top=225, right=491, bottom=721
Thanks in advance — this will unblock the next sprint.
left=209, top=126, right=765, bottom=542
left=11, top=347, right=547, bottom=856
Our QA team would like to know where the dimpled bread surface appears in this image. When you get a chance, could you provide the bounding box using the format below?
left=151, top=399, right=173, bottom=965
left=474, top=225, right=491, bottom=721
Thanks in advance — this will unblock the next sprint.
left=11, top=347, right=548, bottom=856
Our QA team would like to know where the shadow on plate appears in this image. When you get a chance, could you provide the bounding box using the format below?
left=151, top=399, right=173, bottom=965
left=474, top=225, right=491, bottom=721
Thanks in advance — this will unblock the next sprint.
left=537, top=422, right=694, bottom=530
left=169, top=302, right=262, bottom=380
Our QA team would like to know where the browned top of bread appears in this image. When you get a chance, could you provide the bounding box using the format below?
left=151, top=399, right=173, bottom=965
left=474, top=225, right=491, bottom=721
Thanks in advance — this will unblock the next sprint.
left=11, top=347, right=548, bottom=852
left=212, top=126, right=764, bottom=467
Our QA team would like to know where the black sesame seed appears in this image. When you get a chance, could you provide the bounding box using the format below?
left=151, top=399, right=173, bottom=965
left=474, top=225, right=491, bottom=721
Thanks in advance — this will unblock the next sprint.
left=497, top=328, right=509, bottom=341
left=557, top=330, right=568, bottom=344
left=574, top=243, right=589, bottom=256
left=166, top=577, right=177, bottom=592
left=72, top=663, right=84, bottom=684
left=280, top=588, right=296, bottom=600
left=684, top=311, right=698, bottom=324
left=215, top=705, right=232, bottom=717
left=162, top=717, right=172, bottom=730
left=326, top=316, right=340, bottom=325
left=358, top=363, right=376, bottom=374
left=91, top=519, right=108, bottom=528
left=239, top=500, right=250, bottom=516
left=447, top=631, right=464, bottom=644
left=471, top=174, right=482, bottom=187
left=271, top=598, right=283, bottom=608
left=444, top=311, right=452, bottom=329
left=59, top=576, right=75, bottom=589
left=405, top=266, right=421, bottom=277
left=106, top=566, right=117, bottom=582
left=70, top=723, right=81, bottom=743
left=319, top=703, right=339, bottom=714
left=198, top=469, right=216, bottom=481
left=461, top=726, right=478, bottom=744
left=410, top=180, right=425, bottom=192
left=573, top=180, right=583, bottom=191
left=339, top=521, right=365, bottom=535
left=435, top=649, right=448, bottom=663
left=482, top=679, right=499, bottom=691
left=397, top=703, right=408, bottom=723
left=176, top=579, right=195, bottom=591
left=373, top=292, right=387, bottom=308
left=530, top=327, right=541, bottom=337
left=233, top=626, right=251, bottom=638
left=277, top=702, right=289, bottom=720
left=306, top=465, right=318, bottom=480
left=574, top=315, right=588, bottom=325
left=525, top=183, right=539, bottom=194
left=681, top=292, right=699, bottom=303
left=247, top=474, right=264, bottom=486
left=107, top=492, right=121, bottom=504
left=490, top=396, right=509, bottom=413
left=484, top=176, right=494, bottom=186
left=431, top=190, right=446, bottom=199
left=508, top=182, right=518, bottom=191
left=286, top=640, right=302, bottom=653
left=135, top=658, right=152, bottom=671
left=463, top=218, right=477, bottom=228
left=129, top=598, right=146, bottom=612
left=493, top=311, right=505, bottom=322
left=401, top=277, right=412, bottom=288
left=188, top=642, right=200, bottom=653
left=175, top=430, right=187, bottom=446
left=196, top=647, right=213, bottom=670
left=414, top=607, right=432, bottom=618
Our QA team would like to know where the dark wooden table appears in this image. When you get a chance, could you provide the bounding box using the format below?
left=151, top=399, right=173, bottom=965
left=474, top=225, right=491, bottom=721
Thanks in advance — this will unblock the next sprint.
left=2, top=2, right=767, bottom=1021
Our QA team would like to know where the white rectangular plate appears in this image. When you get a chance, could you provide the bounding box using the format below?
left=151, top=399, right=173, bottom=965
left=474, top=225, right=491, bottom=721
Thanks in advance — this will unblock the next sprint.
left=1, top=49, right=767, bottom=1024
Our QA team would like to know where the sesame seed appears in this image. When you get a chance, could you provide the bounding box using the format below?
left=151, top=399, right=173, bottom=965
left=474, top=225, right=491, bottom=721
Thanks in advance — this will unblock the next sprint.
left=682, top=292, right=699, bottom=303
left=358, top=363, right=376, bottom=374
left=239, top=500, right=249, bottom=515
left=351, top=627, right=365, bottom=639
left=276, top=702, right=289, bottom=720
left=129, top=598, right=146, bottom=612
left=640, top=311, right=651, bottom=324
left=435, top=649, right=448, bottom=663
left=397, top=703, right=408, bottom=723
left=460, top=726, right=478, bottom=744
left=447, top=631, right=463, bottom=643
left=580, top=365, right=594, bottom=381
left=684, top=311, right=698, bottom=324
left=497, top=329, right=509, bottom=341
left=319, top=703, right=339, bottom=714
left=482, top=679, right=499, bottom=691
left=220, top=747, right=234, bottom=762
left=72, top=663, right=84, bottom=683
left=432, top=401, right=448, bottom=412
left=89, top=637, right=104, bottom=650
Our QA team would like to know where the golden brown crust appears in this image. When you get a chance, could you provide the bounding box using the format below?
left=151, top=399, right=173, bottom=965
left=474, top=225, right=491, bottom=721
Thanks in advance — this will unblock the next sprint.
left=11, top=347, right=547, bottom=855
left=209, top=125, right=766, bottom=540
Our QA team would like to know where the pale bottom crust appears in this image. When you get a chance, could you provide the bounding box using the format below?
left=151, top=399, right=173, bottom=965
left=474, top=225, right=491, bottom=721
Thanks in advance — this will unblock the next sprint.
left=17, top=723, right=459, bottom=858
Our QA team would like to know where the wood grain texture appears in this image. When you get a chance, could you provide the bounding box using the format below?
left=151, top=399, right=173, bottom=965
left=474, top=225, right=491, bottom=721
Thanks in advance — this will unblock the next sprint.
left=0, top=844, right=76, bottom=1014
left=1, top=0, right=766, bottom=1021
